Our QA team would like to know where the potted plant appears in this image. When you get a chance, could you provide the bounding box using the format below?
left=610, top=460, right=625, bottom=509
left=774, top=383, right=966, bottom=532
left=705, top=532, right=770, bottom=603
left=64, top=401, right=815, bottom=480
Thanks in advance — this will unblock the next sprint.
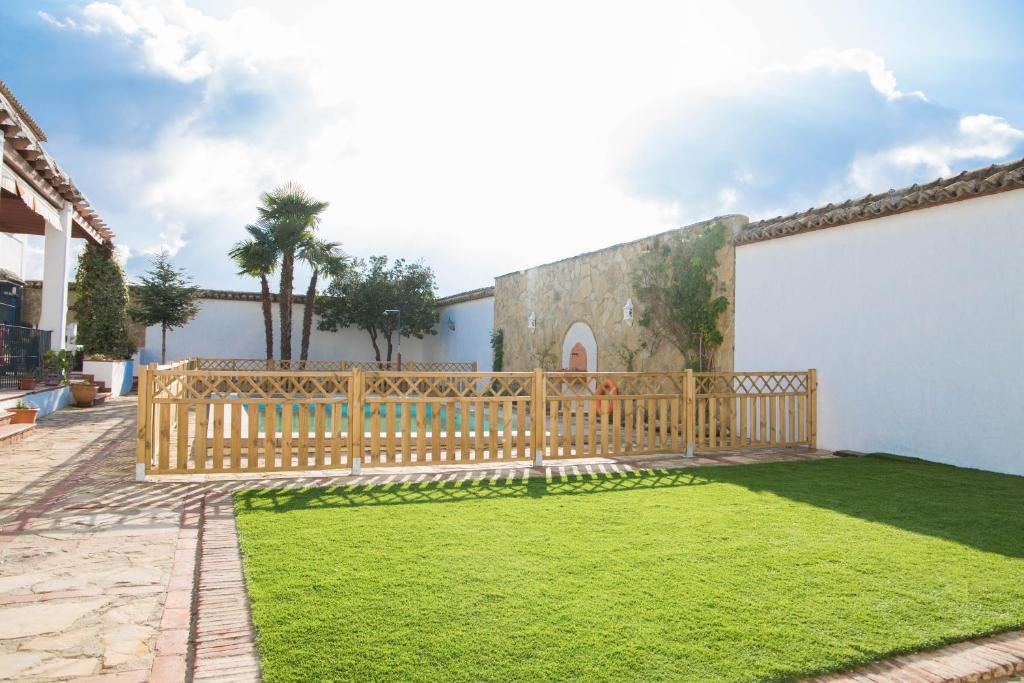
left=8, top=401, right=39, bottom=424
left=71, top=380, right=99, bottom=408
left=42, top=350, right=70, bottom=385
left=17, top=373, right=37, bottom=391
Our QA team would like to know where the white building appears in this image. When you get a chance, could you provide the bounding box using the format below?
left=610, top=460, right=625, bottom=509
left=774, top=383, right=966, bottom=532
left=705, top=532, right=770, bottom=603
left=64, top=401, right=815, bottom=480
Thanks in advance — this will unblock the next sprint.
left=734, top=158, right=1024, bottom=476
left=0, top=80, right=113, bottom=346
left=139, top=286, right=497, bottom=371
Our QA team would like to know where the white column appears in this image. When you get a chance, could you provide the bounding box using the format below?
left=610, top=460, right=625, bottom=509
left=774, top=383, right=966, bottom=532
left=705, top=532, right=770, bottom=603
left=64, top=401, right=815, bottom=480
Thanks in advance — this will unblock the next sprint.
left=39, top=202, right=74, bottom=350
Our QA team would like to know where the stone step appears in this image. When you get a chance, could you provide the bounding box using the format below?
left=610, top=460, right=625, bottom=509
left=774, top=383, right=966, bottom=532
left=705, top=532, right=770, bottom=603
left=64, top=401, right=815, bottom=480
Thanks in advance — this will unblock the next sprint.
left=0, top=423, right=35, bottom=446
left=0, top=411, right=12, bottom=427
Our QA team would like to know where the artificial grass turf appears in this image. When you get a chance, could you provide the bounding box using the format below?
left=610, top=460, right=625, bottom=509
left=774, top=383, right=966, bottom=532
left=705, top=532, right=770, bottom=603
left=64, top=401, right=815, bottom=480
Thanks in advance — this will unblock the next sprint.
left=234, top=456, right=1024, bottom=682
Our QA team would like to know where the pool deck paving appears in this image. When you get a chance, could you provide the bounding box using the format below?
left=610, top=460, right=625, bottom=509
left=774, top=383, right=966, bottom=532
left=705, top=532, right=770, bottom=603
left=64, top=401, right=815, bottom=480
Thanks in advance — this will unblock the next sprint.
left=0, top=395, right=1022, bottom=682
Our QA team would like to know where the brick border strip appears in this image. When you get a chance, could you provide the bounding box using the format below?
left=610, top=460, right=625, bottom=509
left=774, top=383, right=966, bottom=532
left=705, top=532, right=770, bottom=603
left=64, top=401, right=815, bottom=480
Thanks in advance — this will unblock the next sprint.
left=805, top=630, right=1024, bottom=682
left=191, top=491, right=261, bottom=681
left=149, top=486, right=204, bottom=682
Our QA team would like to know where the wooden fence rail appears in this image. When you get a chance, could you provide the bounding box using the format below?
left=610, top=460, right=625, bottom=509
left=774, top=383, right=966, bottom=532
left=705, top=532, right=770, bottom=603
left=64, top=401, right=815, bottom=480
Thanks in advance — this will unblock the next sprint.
left=136, top=365, right=816, bottom=478
left=192, top=358, right=477, bottom=372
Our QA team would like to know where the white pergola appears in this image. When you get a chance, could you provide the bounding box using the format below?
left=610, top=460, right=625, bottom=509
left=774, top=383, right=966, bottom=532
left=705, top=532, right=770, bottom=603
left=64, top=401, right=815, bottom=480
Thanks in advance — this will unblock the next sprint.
left=0, top=81, right=114, bottom=350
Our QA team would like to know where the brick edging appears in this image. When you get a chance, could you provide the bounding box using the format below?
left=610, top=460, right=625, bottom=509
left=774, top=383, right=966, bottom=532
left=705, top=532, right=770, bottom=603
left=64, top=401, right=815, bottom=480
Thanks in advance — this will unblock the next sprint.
left=805, top=631, right=1024, bottom=681
left=191, top=491, right=262, bottom=681
left=149, top=487, right=205, bottom=682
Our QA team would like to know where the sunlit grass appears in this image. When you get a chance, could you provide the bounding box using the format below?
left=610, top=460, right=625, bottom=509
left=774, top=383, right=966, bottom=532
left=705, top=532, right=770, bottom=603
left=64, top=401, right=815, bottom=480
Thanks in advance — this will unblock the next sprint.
left=235, top=456, right=1024, bottom=682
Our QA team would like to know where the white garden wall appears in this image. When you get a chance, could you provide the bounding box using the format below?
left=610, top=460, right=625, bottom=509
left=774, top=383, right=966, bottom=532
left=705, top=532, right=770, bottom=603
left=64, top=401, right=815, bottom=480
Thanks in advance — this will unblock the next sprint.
left=424, top=296, right=495, bottom=371
left=140, top=294, right=495, bottom=370
left=0, top=233, right=26, bottom=278
left=735, top=189, right=1024, bottom=476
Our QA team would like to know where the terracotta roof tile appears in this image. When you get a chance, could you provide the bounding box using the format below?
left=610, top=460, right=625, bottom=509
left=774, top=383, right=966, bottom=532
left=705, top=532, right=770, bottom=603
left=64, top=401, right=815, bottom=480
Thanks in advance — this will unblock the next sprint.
left=736, top=157, right=1024, bottom=245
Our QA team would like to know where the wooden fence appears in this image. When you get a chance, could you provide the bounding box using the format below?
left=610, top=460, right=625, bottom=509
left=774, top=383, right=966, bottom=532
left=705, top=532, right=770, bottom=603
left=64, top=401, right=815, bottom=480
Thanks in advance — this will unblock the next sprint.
left=136, top=365, right=816, bottom=478
left=192, top=358, right=477, bottom=372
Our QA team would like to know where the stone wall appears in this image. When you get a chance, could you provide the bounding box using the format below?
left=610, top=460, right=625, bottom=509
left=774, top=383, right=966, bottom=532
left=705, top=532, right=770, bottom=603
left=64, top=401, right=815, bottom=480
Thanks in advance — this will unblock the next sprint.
left=493, top=215, right=747, bottom=372
left=21, top=284, right=148, bottom=350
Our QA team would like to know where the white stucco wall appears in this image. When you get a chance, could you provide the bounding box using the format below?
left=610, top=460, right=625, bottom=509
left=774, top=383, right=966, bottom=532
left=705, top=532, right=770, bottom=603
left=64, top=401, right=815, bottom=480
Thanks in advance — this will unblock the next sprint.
left=425, top=296, right=495, bottom=371
left=0, top=233, right=26, bottom=278
left=141, top=294, right=495, bottom=370
left=735, top=189, right=1024, bottom=476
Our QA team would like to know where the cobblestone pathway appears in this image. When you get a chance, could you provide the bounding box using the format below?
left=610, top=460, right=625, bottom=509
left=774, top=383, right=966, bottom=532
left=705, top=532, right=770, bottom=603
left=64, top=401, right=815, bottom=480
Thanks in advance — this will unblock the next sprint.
left=0, top=398, right=191, bottom=682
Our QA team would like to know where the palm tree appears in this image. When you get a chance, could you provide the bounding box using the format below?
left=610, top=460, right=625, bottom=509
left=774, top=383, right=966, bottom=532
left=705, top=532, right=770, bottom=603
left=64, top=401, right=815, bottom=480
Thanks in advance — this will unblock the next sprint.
left=298, top=237, right=346, bottom=361
left=255, top=183, right=329, bottom=360
left=229, top=224, right=279, bottom=361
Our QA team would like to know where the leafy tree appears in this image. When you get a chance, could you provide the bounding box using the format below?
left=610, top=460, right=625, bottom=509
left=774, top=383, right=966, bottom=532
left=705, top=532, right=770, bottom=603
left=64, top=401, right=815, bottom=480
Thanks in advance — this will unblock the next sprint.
left=630, top=222, right=729, bottom=371
left=229, top=224, right=278, bottom=361
left=71, top=241, right=133, bottom=359
left=129, top=252, right=201, bottom=363
left=254, top=182, right=329, bottom=360
left=298, top=237, right=346, bottom=361
left=317, top=256, right=438, bottom=362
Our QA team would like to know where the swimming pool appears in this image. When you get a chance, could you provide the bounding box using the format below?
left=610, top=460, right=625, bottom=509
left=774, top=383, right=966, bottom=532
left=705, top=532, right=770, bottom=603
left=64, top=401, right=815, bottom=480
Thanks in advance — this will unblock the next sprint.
left=246, top=401, right=504, bottom=434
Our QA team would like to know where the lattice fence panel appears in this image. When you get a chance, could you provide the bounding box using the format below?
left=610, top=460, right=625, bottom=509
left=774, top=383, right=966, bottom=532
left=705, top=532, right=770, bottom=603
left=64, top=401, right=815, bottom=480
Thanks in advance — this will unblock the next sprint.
left=692, top=372, right=811, bottom=450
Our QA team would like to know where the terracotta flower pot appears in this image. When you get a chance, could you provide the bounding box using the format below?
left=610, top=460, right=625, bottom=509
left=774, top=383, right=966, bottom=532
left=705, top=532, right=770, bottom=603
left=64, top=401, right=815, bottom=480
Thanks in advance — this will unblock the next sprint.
left=9, top=407, right=39, bottom=424
left=71, top=382, right=99, bottom=408
left=17, top=377, right=37, bottom=391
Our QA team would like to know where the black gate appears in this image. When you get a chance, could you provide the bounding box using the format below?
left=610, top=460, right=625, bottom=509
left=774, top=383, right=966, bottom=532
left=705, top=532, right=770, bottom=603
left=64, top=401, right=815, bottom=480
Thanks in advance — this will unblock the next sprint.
left=0, top=324, right=52, bottom=390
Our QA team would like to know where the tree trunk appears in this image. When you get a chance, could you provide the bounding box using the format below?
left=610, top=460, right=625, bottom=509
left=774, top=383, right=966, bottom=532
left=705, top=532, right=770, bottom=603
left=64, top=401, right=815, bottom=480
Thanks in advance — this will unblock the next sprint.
left=260, top=275, right=274, bottom=361
left=385, top=333, right=393, bottom=363
left=300, top=270, right=318, bottom=361
left=279, top=252, right=294, bottom=360
left=161, top=324, right=167, bottom=364
left=368, top=328, right=381, bottom=362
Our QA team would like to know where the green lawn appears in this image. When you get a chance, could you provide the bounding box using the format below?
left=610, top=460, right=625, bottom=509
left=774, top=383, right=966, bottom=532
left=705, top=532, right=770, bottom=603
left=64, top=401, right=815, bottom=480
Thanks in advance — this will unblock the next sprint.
left=234, top=456, right=1024, bottom=682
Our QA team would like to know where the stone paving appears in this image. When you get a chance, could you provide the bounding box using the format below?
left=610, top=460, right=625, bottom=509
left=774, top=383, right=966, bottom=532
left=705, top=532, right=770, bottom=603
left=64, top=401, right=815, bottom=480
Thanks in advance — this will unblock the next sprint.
left=0, top=398, right=189, bottom=682
left=1, top=396, right=1022, bottom=682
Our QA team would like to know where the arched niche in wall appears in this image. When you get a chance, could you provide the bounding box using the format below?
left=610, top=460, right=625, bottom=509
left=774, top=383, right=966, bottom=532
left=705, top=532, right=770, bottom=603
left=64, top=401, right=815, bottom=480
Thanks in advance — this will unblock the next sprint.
left=561, top=320, right=597, bottom=372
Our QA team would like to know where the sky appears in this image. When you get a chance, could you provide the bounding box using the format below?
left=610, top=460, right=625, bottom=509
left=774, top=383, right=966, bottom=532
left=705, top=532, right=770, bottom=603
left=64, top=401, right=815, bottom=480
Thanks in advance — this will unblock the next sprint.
left=2, top=0, right=1023, bottom=295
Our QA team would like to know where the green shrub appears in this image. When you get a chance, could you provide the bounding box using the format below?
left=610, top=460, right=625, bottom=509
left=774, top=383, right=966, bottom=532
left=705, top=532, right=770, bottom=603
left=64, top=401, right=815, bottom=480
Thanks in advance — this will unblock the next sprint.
left=72, top=242, right=133, bottom=359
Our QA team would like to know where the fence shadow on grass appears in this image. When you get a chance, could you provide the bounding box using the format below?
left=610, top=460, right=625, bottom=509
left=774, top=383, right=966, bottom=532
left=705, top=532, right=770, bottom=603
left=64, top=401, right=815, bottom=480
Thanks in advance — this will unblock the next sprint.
left=697, top=454, right=1024, bottom=558
left=234, top=468, right=710, bottom=514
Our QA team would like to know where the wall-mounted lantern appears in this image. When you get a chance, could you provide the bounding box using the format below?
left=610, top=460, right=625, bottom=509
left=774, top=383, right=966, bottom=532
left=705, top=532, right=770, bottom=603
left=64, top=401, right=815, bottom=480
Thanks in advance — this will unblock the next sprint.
left=527, top=311, right=536, bottom=332
left=447, top=316, right=456, bottom=332
left=623, top=298, right=634, bottom=325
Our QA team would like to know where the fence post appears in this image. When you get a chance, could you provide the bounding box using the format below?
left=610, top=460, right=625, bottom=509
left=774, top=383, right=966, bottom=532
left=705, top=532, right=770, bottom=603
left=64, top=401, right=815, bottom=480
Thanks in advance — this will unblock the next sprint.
left=135, top=363, right=149, bottom=481
left=683, top=369, right=695, bottom=457
left=532, top=368, right=545, bottom=466
left=807, top=369, right=817, bottom=450
left=350, top=367, right=363, bottom=475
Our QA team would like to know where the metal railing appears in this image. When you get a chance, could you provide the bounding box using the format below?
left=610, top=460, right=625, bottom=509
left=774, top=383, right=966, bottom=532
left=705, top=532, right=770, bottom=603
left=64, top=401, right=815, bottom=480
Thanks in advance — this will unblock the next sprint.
left=0, top=324, right=52, bottom=390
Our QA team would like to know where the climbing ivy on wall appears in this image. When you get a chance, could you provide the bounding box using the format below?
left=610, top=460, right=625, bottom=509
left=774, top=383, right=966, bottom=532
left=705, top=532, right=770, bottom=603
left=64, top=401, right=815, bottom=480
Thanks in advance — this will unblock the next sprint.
left=630, top=221, right=729, bottom=371
left=490, top=328, right=504, bottom=371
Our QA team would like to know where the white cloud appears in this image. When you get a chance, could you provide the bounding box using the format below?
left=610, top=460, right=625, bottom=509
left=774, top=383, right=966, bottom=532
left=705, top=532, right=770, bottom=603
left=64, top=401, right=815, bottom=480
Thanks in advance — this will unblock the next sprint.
left=768, top=48, right=926, bottom=101
left=37, top=2, right=1024, bottom=294
left=848, top=114, right=1024, bottom=192
left=141, top=223, right=187, bottom=257
left=717, top=188, right=740, bottom=211
left=37, top=11, right=78, bottom=30
left=113, top=244, right=132, bottom=267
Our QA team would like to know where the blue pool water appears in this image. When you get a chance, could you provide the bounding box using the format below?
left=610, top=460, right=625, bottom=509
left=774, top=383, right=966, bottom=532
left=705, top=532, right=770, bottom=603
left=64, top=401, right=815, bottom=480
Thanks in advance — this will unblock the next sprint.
left=246, top=401, right=502, bottom=433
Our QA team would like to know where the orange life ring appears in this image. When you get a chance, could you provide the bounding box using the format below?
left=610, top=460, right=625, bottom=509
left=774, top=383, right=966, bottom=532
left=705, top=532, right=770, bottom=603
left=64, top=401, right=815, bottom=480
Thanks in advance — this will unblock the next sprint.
left=595, top=379, right=619, bottom=416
